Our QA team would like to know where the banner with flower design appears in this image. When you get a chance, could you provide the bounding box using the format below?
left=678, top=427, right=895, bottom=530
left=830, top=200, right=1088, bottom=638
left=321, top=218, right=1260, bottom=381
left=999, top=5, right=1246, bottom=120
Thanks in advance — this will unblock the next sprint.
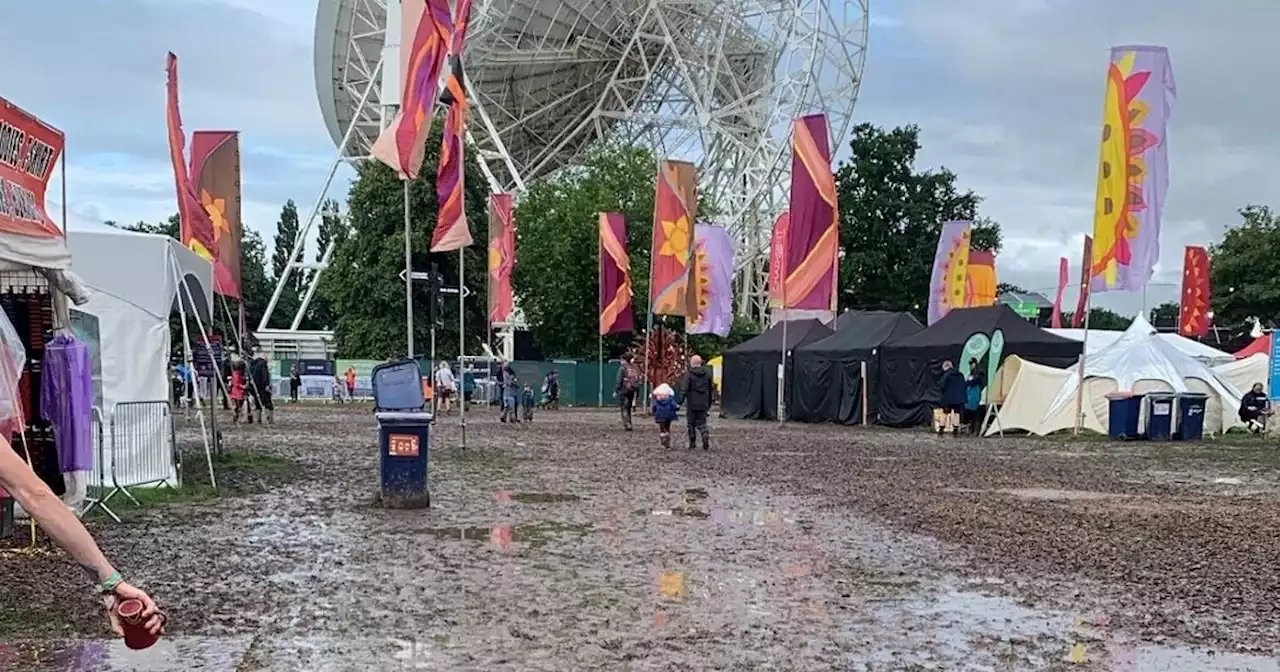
left=784, top=114, right=839, bottom=311
left=189, top=131, right=242, bottom=298
left=687, top=225, right=735, bottom=337
left=1089, top=45, right=1176, bottom=293
left=649, top=159, right=698, bottom=316
left=1179, top=245, right=1210, bottom=337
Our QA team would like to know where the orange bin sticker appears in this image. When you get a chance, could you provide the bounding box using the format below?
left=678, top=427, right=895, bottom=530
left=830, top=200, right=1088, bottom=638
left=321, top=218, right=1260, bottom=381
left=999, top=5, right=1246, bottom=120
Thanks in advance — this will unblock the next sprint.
left=388, top=433, right=420, bottom=456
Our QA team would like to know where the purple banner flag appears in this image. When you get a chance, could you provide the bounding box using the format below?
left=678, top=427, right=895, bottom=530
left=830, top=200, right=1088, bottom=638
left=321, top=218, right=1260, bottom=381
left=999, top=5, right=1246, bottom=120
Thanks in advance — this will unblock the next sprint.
left=927, top=220, right=972, bottom=325
left=687, top=225, right=735, bottom=337
left=1089, top=45, right=1176, bottom=293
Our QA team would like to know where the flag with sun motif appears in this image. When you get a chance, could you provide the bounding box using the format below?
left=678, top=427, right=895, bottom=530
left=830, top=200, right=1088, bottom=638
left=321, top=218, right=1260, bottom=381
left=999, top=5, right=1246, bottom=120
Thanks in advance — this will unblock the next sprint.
left=687, top=225, right=735, bottom=337
left=1179, top=245, right=1211, bottom=337
left=1089, top=45, right=1176, bottom=293
left=649, top=160, right=698, bottom=316
left=189, top=131, right=243, bottom=298
left=927, top=221, right=972, bottom=325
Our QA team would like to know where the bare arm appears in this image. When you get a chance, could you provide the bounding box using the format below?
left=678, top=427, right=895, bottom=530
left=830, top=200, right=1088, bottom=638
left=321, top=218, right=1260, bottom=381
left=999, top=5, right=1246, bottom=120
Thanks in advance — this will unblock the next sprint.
left=0, top=437, right=115, bottom=582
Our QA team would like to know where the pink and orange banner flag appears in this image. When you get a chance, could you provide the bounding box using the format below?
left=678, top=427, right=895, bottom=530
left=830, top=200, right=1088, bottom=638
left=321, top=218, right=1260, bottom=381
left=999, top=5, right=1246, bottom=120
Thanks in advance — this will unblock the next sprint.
left=1052, top=257, right=1068, bottom=328
left=0, top=97, right=63, bottom=239
left=370, top=0, right=452, bottom=181
left=1089, top=45, right=1176, bottom=293
left=767, top=211, right=789, bottom=308
left=431, top=0, right=474, bottom=252
left=650, top=160, right=698, bottom=317
left=166, top=53, right=217, bottom=267
left=1179, top=246, right=1210, bottom=337
left=784, top=114, right=839, bottom=311
left=189, top=131, right=243, bottom=298
left=1073, top=236, right=1093, bottom=328
left=599, top=212, right=634, bottom=335
left=487, top=193, right=515, bottom=323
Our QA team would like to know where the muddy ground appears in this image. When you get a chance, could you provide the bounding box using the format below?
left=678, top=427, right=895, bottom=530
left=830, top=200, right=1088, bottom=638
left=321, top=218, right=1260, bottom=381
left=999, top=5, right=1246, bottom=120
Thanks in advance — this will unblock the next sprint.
left=2, top=403, right=1279, bottom=670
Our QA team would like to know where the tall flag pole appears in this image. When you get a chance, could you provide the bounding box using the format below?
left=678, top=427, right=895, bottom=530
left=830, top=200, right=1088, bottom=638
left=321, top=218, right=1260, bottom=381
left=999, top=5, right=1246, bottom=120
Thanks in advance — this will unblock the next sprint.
left=647, top=159, right=697, bottom=403
left=1179, top=246, right=1211, bottom=337
left=1072, top=235, right=1094, bottom=434
left=1087, top=45, right=1176, bottom=294
left=369, top=0, right=453, bottom=358
left=599, top=212, right=634, bottom=405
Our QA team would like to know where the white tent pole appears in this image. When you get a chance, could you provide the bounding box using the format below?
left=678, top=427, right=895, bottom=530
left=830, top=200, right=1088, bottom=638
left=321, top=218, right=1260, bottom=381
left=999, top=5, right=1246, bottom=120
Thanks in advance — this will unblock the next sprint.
left=168, top=257, right=217, bottom=490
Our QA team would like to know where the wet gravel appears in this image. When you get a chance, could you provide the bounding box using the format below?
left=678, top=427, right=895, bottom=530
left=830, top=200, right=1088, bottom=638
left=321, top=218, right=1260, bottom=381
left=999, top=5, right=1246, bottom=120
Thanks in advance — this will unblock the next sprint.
left=1, top=404, right=1278, bottom=670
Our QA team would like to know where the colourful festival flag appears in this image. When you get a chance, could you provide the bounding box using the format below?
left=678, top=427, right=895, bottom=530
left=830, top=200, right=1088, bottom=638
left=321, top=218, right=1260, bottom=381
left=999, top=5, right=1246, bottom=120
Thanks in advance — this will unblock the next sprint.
left=431, top=0, right=474, bottom=252
left=1052, top=257, right=1068, bottom=328
left=1179, top=246, right=1211, bottom=337
left=767, top=211, right=789, bottom=308
left=784, top=114, right=839, bottom=311
left=1089, top=45, right=1176, bottom=293
left=189, top=131, right=243, bottom=298
left=166, top=53, right=217, bottom=263
left=369, top=0, right=453, bottom=180
left=1073, top=236, right=1093, bottom=328
left=965, top=249, right=998, bottom=307
left=650, top=160, right=698, bottom=316
left=927, top=221, right=972, bottom=325
left=687, top=225, right=735, bottom=337
left=487, top=193, right=515, bottom=323
left=599, top=212, right=634, bottom=335
left=0, top=97, right=63, bottom=239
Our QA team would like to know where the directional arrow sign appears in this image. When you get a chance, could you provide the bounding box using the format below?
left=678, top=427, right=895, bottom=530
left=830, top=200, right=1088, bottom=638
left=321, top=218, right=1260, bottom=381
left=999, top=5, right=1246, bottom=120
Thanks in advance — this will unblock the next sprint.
left=439, top=286, right=473, bottom=298
left=398, top=269, right=439, bottom=282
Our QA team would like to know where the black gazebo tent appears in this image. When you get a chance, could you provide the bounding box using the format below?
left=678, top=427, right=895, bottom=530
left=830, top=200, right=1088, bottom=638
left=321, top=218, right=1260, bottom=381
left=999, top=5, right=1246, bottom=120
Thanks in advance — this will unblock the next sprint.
left=721, top=318, right=833, bottom=420
left=877, top=305, right=1083, bottom=427
left=791, top=311, right=923, bottom=424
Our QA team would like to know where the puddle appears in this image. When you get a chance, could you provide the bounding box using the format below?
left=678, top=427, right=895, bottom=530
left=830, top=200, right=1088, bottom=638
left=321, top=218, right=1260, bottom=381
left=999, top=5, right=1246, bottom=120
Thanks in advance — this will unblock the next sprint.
left=683, top=487, right=709, bottom=500
left=424, top=520, right=592, bottom=547
left=1001, top=488, right=1129, bottom=501
left=642, top=507, right=710, bottom=519
left=511, top=492, right=581, bottom=504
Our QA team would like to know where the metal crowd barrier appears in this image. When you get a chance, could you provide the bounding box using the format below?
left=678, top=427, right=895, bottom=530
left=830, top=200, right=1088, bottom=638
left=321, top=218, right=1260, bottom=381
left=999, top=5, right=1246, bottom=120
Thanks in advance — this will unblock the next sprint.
left=78, top=406, right=120, bottom=521
left=107, top=401, right=180, bottom=507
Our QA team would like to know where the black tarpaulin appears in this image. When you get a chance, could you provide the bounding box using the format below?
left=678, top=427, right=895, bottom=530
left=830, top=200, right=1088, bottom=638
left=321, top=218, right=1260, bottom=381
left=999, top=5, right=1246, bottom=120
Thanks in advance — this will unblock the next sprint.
left=791, top=311, right=924, bottom=424
left=722, top=318, right=833, bottom=420
left=876, top=305, right=1083, bottom=427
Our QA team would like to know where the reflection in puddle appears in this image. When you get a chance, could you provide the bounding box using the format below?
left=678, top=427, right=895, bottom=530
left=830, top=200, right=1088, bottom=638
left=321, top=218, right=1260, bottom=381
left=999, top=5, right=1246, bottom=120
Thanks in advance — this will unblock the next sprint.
left=425, top=520, right=592, bottom=548
left=511, top=492, right=581, bottom=504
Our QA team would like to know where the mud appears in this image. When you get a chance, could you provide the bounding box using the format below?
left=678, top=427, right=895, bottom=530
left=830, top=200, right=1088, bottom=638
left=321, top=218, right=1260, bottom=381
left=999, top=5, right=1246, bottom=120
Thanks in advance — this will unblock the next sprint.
left=0, top=405, right=1278, bottom=670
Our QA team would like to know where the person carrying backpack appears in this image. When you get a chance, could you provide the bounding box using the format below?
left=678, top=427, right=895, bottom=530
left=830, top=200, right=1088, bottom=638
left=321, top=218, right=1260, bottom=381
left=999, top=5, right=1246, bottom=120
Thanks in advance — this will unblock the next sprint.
left=614, top=354, right=641, bottom=430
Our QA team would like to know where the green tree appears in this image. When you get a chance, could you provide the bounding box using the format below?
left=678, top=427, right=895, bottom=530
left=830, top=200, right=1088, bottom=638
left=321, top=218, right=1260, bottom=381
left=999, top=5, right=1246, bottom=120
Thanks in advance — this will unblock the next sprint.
left=238, top=229, right=272, bottom=334
left=1149, top=301, right=1180, bottom=330
left=324, top=129, right=489, bottom=359
left=1061, top=307, right=1129, bottom=330
left=996, top=283, right=1028, bottom=296
left=267, top=200, right=303, bottom=328
left=306, top=199, right=347, bottom=330
left=116, top=214, right=180, bottom=238
left=835, top=123, right=999, bottom=315
left=1210, top=204, right=1280, bottom=327
left=512, top=142, right=658, bottom=359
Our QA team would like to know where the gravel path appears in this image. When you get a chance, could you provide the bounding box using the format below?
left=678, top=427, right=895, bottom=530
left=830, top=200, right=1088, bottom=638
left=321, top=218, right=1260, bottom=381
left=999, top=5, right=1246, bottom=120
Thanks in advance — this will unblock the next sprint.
left=1, top=404, right=1278, bottom=670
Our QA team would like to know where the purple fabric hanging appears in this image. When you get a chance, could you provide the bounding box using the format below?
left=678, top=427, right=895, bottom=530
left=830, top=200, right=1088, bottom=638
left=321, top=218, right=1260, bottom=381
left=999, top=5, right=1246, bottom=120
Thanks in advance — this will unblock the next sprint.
left=41, top=333, right=94, bottom=472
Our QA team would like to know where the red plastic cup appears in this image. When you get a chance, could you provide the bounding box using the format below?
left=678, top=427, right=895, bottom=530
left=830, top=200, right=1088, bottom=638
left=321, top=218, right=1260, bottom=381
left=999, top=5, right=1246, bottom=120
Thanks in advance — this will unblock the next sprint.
left=115, top=599, right=163, bottom=650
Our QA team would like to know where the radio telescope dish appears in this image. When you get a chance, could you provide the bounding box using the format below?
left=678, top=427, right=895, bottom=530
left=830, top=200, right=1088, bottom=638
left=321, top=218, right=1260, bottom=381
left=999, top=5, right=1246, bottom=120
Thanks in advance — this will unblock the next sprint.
left=314, top=0, right=868, bottom=317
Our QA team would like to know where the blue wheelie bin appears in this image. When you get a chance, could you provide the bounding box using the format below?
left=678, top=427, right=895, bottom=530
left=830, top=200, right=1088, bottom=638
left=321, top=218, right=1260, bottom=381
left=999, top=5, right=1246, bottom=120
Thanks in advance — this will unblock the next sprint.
left=372, top=359, right=432, bottom=509
left=1145, top=392, right=1177, bottom=441
left=1106, top=393, right=1144, bottom=440
left=1175, top=392, right=1209, bottom=441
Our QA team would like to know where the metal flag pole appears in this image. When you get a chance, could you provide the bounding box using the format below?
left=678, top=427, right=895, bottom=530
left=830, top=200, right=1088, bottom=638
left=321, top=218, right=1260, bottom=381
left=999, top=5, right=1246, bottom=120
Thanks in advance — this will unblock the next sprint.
left=779, top=281, right=788, bottom=424
left=598, top=224, right=604, bottom=407
left=60, top=141, right=67, bottom=233
left=404, top=181, right=414, bottom=358
left=458, top=247, right=467, bottom=450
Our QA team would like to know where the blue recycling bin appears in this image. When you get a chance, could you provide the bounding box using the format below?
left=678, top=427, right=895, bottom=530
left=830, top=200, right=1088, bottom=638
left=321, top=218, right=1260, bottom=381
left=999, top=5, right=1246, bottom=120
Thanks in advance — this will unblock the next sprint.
left=1145, top=392, right=1177, bottom=441
left=1175, top=392, right=1209, bottom=441
left=1107, top=393, right=1144, bottom=440
left=372, top=360, right=432, bottom=509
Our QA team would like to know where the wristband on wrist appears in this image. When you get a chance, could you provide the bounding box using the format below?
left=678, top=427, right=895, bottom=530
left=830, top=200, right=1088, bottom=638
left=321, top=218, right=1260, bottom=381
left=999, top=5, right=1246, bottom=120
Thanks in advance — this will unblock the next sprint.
left=99, top=571, right=123, bottom=594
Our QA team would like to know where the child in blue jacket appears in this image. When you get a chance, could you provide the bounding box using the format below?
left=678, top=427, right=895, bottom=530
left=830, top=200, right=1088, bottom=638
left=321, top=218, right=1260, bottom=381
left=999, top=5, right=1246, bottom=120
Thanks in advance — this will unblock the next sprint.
left=651, top=383, right=680, bottom=449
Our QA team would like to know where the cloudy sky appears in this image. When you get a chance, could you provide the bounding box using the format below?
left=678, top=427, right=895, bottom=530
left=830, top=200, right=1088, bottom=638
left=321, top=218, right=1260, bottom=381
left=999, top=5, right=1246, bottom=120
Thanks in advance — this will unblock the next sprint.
left=2, top=0, right=1272, bottom=317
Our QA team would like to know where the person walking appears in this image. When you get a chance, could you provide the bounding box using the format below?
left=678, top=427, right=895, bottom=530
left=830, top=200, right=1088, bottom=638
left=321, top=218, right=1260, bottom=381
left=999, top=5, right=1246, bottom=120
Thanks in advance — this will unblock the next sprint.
left=248, top=353, right=274, bottom=424
left=0, top=436, right=165, bottom=639
left=615, top=354, right=641, bottom=430
left=651, top=383, right=680, bottom=449
left=344, top=366, right=357, bottom=401
left=499, top=360, right=521, bottom=423
left=230, top=360, right=247, bottom=423
left=435, top=361, right=456, bottom=414
left=937, top=360, right=966, bottom=436
left=461, top=366, right=476, bottom=411
left=543, top=369, right=560, bottom=411
left=679, top=355, right=715, bottom=450
left=289, top=363, right=302, bottom=403
left=964, top=358, right=986, bottom=436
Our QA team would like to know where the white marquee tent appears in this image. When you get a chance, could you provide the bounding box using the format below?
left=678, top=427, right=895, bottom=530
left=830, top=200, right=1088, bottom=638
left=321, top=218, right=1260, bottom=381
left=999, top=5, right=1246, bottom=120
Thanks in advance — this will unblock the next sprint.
left=1046, top=327, right=1233, bottom=365
left=66, top=228, right=214, bottom=487
left=992, top=315, right=1247, bottom=437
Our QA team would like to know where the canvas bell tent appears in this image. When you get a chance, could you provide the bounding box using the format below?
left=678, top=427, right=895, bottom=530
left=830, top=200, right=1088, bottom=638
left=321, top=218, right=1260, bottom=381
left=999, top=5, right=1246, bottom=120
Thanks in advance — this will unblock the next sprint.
left=790, top=311, right=922, bottom=424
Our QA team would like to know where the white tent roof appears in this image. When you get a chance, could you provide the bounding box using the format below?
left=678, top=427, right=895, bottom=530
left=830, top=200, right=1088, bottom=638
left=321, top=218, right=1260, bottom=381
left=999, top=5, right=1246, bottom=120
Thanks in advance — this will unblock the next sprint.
left=993, top=315, right=1247, bottom=437
left=66, top=228, right=213, bottom=323
left=1047, top=325, right=1232, bottom=365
